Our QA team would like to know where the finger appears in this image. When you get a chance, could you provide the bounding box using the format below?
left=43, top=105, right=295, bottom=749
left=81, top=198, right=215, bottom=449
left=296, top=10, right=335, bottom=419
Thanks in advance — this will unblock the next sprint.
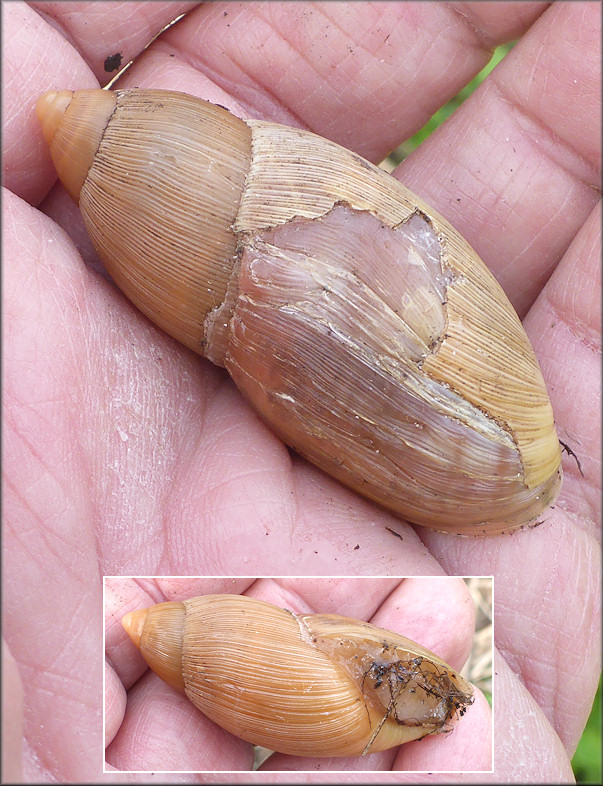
left=117, top=2, right=547, bottom=162
left=248, top=576, right=401, bottom=618
left=398, top=2, right=601, bottom=317
left=420, top=199, right=601, bottom=753
left=520, top=201, right=601, bottom=752
left=1, top=639, right=24, bottom=783
left=105, top=660, right=126, bottom=748
left=105, top=578, right=160, bottom=690
left=483, top=649, right=573, bottom=782
left=2, top=1, right=97, bottom=204
left=29, top=1, right=200, bottom=84
left=392, top=688, right=491, bottom=772
left=105, top=671, right=254, bottom=772
left=3, top=189, right=106, bottom=781
left=525, top=201, right=601, bottom=509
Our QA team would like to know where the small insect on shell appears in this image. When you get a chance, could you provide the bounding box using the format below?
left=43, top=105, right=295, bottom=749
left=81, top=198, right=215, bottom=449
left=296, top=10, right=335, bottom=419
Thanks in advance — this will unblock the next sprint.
left=37, top=88, right=562, bottom=535
left=122, top=594, right=474, bottom=757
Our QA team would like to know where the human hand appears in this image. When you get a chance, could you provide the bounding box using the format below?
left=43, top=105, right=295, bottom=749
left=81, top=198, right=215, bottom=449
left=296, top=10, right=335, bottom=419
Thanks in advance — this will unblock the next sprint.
left=3, top=1, right=599, bottom=782
left=105, top=577, right=491, bottom=772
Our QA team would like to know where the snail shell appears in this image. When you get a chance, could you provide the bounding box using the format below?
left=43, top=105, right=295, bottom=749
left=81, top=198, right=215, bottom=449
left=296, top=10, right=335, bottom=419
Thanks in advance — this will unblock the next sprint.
left=37, top=88, right=562, bottom=534
left=122, top=594, right=474, bottom=757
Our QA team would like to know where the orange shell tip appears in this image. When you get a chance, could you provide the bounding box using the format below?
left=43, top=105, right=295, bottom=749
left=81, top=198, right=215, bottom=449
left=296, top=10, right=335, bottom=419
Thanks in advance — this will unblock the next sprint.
left=121, top=608, right=148, bottom=649
left=36, top=90, right=74, bottom=147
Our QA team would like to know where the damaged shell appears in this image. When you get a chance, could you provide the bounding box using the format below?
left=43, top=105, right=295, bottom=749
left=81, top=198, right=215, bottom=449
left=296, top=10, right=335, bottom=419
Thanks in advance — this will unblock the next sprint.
left=37, top=88, right=562, bottom=534
left=122, top=593, right=474, bottom=757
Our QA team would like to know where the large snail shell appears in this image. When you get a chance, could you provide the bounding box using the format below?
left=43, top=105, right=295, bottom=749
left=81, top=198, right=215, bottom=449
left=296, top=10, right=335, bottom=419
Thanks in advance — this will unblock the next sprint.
left=122, top=594, right=474, bottom=757
left=37, top=88, right=562, bottom=534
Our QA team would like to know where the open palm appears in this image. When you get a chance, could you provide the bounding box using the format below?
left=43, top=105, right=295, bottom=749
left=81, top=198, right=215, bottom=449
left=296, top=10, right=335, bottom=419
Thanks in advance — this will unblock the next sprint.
left=3, top=1, right=600, bottom=781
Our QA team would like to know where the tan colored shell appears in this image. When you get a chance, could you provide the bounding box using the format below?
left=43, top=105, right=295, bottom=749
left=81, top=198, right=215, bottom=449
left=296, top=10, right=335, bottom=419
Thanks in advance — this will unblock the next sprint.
left=37, top=88, right=562, bottom=534
left=122, top=594, right=474, bottom=757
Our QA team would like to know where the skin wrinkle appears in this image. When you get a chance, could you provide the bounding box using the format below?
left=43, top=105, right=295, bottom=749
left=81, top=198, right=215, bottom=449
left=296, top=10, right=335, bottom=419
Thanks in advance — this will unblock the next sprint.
left=506, top=187, right=572, bottom=269
left=563, top=222, right=601, bottom=335
left=317, top=2, right=492, bottom=121
left=4, top=411, right=79, bottom=531
left=544, top=281, right=601, bottom=353
left=6, top=574, right=95, bottom=694
left=159, top=375, right=217, bottom=569
left=20, top=646, right=102, bottom=780
left=541, top=539, right=597, bottom=741
left=303, top=4, right=411, bottom=116
left=150, top=507, right=172, bottom=575
left=492, top=522, right=599, bottom=745
left=30, top=5, right=84, bottom=53
left=170, top=438, right=298, bottom=552
left=90, top=319, right=192, bottom=551
left=163, top=491, right=197, bottom=572
left=318, top=8, right=473, bottom=137
left=314, top=2, right=382, bottom=59
left=444, top=4, right=500, bottom=51
left=198, top=467, right=287, bottom=508
left=7, top=21, right=42, bottom=86
left=164, top=13, right=308, bottom=128
left=47, top=308, right=98, bottom=560
left=21, top=661, right=94, bottom=708
left=29, top=517, right=93, bottom=603
left=522, top=9, right=600, bottom=141
left=400, top=101, right=596, bottom=321
left=457, top=94, right=587, bottom=258
left=208, top=17, right=322, bottom=131
left=491, top=75, right=600, bottom=190
left=116, top=544, right=155, bottom=577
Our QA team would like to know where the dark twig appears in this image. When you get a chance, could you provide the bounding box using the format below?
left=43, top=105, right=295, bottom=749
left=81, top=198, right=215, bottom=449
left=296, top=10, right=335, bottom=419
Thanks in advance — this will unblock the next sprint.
left=559, top=439, right=584, bottom=477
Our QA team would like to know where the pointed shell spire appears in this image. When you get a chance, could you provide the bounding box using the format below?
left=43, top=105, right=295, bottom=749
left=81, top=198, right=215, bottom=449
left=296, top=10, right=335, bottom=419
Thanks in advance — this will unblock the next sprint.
left=37, top=89, right=116, bottom=203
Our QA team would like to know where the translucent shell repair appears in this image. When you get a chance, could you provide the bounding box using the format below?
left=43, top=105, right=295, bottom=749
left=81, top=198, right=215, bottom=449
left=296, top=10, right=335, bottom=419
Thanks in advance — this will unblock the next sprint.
left=122, top=594, right=474, bottom=757
left=37, top=88, right=563, bottom=534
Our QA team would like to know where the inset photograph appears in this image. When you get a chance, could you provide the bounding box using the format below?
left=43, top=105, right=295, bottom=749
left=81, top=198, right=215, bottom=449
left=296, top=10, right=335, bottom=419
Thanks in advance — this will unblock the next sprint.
left=104, top=576, right=492, bottom=774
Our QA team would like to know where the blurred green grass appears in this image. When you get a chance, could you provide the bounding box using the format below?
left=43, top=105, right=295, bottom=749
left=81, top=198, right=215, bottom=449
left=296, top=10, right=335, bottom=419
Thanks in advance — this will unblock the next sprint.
left=387, top=41, right=601, bottom=783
